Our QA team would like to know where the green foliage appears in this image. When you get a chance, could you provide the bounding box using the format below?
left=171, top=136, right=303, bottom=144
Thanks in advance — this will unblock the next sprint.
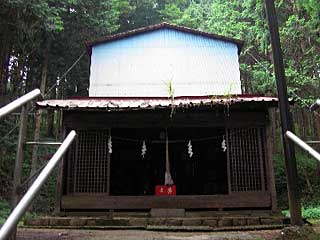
left=282, top=207, right=320, bottom=220
left=31, top=169, right=58, bottom=214
left=207, top=1, right=249, bottom=39
left=0, top=198, right=10, bottom=225
left=0, top=116, right=20, bottom=197
left=167, top=80, right=175, bottom=100
left=274, top=150, right=320, bottom=209
left=0, top=198, right=37, bottom=226
left=303, top=207, right=320, bottom=219
left=160, top=4, right=183, bottom=23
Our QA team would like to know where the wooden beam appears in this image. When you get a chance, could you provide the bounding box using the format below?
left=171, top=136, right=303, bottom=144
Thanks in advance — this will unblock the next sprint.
left=63, top=111, right=267, bottom=130
left=25, top=141, right=62, bottom=145
left=61, top=192, right=271, bottom=210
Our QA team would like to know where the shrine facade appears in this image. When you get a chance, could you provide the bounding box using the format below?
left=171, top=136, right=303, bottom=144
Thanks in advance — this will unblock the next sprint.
left=37, top=23, right=278, bottom=215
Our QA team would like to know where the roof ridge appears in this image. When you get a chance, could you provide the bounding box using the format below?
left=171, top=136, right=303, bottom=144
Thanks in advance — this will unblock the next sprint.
left=85, top=22, right=244, bottom=53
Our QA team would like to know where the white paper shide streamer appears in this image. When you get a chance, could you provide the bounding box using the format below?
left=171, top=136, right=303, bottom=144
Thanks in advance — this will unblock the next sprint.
left=141, top=140, right=147, bottom=158
left=221, top=137, right=227, bottom=152
left=108, top=136, right=112, bottom=154
left=187, top=140, right=193, bottom=158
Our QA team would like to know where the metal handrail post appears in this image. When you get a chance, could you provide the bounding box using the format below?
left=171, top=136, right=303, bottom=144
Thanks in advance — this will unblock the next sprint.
left=0, top=89, right=41, bottom=119
left=286, top=131, right=320, bottom=162
left=0, top=130, right=76, bottom=240
left=310, top=99, right=320, bottom=112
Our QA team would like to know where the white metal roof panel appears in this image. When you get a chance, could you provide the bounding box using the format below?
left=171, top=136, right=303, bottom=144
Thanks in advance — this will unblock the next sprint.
left=89, top=28, right=241, bottom=97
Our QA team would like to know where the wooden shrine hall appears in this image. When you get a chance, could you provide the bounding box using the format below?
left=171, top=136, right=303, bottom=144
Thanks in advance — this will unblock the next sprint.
left=36, top=23, right=279, bottom=216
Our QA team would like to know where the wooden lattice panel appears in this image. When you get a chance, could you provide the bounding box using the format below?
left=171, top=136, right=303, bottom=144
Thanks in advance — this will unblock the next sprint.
left=227, top=128, right=265, bottom=192
left=67, top=130, right=109, bottom=194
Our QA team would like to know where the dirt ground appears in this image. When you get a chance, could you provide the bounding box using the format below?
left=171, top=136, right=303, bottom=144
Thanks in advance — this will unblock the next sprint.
left=17, top=228, right=282, bottom=240
left=16, top=224, right=320, bottom=240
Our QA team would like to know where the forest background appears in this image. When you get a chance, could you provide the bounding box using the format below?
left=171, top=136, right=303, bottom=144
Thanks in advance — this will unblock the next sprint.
left=0, top=0, right=320, bottom=221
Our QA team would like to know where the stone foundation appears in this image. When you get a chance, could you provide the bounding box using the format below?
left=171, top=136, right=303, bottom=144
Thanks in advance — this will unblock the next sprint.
left=24, top=215, right=287, bottom=231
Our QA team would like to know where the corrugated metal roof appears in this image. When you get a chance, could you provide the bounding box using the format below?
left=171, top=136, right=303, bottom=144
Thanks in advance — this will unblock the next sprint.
left=36, top=96, right=278, bottom=111
left=85, top=22, right=244, bottom=54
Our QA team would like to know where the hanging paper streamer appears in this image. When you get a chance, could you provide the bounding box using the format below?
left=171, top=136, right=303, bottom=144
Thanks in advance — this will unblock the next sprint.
left=108, top=136, right=112, bottom=154
left=141, top=140, right=147, bottom=158
left=221, top=136, right=227, bottom=152
left=165, top=129, right=174, bottom=185
left=187, top=140, right=193, bottom=158
left=165, top=171, right=174, bottom=185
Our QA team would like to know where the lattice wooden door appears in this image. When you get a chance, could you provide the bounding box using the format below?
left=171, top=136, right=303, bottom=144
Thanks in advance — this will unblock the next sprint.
left=226, top=127, right=266, bottom=193
left=67, top=130, right=110, bottom=194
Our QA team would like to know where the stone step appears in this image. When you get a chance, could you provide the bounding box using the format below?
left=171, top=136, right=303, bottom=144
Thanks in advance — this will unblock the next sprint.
left=22, top=224, right=286, bottom=232
left=146, top=225, right=213, bottom=231
left=24, top=216, right=288, bottom=230
left=146, top=224, right=285, bottom=232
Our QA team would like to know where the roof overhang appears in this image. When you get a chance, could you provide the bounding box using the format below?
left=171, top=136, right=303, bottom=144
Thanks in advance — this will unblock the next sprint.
left=36, top=95, right=278, bottom=112
left=85, top=22, right=244, bottom=55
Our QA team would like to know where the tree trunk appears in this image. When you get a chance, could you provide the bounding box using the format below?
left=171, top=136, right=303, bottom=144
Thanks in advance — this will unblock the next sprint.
left=0, top=27, right=11, bottom=104
left=11, top=55, right=25, bottom=98
left=54, top=75, right=65, bottom=138
left=30, top=42, right=50, bottom=176
left=0, top=46, right=9, bottom=103
left=30, top=110, right=42, bottom=176
left=241, top=73, right=250, bottom=94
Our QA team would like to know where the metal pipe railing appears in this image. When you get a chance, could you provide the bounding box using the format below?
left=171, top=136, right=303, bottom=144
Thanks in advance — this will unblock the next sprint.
left=286, top=131, right=320, bottom=162
left=0, top=89, right=41, bottom=119
left=0, top=130, right=76, bottom=240
left=310, top=99, right=320, bottom=112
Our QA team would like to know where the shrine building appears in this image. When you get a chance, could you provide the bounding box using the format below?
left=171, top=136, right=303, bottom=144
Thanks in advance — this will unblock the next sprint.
left=37, top=22, right=278, bottom=216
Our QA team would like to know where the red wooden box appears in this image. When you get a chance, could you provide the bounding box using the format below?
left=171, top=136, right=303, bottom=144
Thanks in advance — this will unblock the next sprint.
left=155, top=185, right=176, bottom=196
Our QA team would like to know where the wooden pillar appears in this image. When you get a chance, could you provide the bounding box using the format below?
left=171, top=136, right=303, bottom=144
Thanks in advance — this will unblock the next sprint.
left=258, top=128, right=266, bottom=192
left=265, top=0, right=302, bottom=225
left=226, top=129, right=232, bottom=194
left=270, top=108, right=279, bottom=154
left=106, top=129, right=112, bottom=218
left=10, top=105, right=28, bottom=239
left=106, top=129, right=111, bottom=195
left=54, top=125, right=66, bottom=216
left=267, top=108, right=278, bottom=212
